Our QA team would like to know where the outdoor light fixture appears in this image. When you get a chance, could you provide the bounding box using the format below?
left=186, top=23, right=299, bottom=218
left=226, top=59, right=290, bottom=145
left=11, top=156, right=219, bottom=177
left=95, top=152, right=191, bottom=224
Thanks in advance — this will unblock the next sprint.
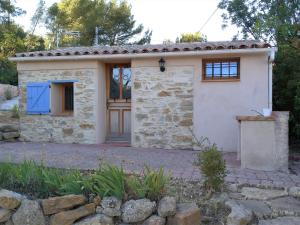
left=159, top=57, right=166, bottom=72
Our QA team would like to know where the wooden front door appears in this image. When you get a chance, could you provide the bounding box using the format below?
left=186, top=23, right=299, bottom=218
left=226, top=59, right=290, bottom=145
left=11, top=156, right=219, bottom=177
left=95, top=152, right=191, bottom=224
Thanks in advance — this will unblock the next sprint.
left=106, top=64, right=131, bottom=142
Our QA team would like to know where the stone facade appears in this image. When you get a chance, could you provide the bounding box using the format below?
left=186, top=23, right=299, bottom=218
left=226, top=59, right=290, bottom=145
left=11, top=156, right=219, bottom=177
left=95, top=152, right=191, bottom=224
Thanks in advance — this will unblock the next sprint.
left=18, top=69, right=97, bottom=144
left=132, top=66, right=194, bottom=149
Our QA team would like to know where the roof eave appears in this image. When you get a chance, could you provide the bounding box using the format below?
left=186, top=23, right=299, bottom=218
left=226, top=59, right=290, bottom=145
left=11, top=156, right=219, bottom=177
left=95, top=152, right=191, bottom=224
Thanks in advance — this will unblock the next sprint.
left=9, top=48, right=276, bottom=62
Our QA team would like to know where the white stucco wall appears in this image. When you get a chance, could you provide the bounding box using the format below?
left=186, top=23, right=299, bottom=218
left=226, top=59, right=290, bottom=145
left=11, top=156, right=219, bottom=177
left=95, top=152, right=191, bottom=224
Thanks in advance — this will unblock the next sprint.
left=194, top=54, right=269, bottom=151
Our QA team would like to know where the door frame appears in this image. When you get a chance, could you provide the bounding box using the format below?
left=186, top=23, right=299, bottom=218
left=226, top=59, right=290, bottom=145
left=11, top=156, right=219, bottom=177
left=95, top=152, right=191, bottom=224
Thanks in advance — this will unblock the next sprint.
left=105, top=63, right=132, bottom=140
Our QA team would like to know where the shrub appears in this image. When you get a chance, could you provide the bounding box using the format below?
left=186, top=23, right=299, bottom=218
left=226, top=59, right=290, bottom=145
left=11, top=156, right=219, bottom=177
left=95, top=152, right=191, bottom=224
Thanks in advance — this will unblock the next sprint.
left=126, top=175, right=146, bottom=199
left=4, top=87, right=12, bottom=100
left=196, top=144, right=226, bottom=193
left=91, top=164, right=126, bottom=199
left=143, top=166, right=170, bottom=201
left=11, top=104, right=20, bottom=118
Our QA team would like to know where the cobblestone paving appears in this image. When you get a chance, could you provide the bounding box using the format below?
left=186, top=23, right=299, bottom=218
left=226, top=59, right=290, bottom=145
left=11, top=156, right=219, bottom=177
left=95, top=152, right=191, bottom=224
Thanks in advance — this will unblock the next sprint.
left=0, top=142, right=300, bottom=188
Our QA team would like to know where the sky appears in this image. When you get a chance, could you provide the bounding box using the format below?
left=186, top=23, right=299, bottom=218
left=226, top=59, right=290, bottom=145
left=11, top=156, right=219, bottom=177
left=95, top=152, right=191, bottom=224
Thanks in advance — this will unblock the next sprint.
left=14, top=0, right=239, bottom=44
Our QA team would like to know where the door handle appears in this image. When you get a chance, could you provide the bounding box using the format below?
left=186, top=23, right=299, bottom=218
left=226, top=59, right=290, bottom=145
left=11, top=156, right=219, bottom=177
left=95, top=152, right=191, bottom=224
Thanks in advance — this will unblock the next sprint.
left=106, top=99, right=109, bottom=110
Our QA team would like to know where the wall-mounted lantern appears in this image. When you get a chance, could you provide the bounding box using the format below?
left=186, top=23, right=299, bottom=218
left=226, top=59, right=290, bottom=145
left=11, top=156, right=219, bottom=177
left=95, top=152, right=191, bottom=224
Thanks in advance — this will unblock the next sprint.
left=159, top=57, right=166, bottom=72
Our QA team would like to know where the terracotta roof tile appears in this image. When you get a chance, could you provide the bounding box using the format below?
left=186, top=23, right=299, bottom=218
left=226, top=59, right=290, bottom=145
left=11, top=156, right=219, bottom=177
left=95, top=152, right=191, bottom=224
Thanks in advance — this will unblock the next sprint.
left=13, top=40, right=271, bottom=58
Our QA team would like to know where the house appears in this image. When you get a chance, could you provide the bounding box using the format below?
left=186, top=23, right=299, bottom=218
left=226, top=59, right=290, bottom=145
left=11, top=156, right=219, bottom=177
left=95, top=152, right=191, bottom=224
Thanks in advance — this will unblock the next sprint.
left=10, top=40, right=276, bottom=151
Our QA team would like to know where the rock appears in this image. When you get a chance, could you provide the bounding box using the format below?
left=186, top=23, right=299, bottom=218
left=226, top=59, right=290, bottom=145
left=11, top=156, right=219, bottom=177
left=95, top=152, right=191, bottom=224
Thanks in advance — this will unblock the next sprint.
left=228, top=183, right=239, bottom=192
left=3, top=132, right=19, bottom=140
left=237, top=200, right=272, bottom=219
left=0, top=189, right=23, bottom=209
left=42, top=194, right=86, bottom=215
left=50, top=203, right=95, bottom=225
left=225, top=200, right=253, bottom=225
left=289, top=187, right=300, bottom=198
left=100, top=196, right=121, bottom=217
left=73, top=214, right=114, bottom=225
left=12, top=199, right=46, bottom=225
left=167, top=203, right=201, bottom=225
left=258, top=216, right=300, bottom=225
left=142, top=215, right=166, bottom=225
left=0, top=125, right=19, bottom=132
left=268, top=196, right=300, bottom=216
left=4, top=219, right=13, bottom=225
left=241, top=187, right=287, bottom=200
left=121, top=199, right=156, bottom=223
left=158, top=196, right=176, bottom=217
left=0, top=208, right=11, bottom=223
left=92, top=196, right=101, bottom=206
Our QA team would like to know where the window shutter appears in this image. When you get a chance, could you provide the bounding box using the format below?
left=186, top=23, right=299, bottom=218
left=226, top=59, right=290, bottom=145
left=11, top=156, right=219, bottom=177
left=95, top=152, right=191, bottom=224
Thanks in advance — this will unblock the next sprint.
left=26, top=82, right=50, bottom=114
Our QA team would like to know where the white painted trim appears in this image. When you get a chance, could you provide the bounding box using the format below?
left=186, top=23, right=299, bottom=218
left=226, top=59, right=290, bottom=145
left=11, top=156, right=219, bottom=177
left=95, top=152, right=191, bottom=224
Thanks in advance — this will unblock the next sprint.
left=9, top=48, right=277, bottom=62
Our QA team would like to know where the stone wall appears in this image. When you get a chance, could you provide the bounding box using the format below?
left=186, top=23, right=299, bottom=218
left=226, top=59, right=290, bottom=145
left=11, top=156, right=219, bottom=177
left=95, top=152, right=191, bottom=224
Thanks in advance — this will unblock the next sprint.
left=0, top=190, right=201, bottom=225
left=18, top=69, right=97, bottom=144
left=0, top=111, right=20, bottom=141
left=132, top=66, right=194, bottom=149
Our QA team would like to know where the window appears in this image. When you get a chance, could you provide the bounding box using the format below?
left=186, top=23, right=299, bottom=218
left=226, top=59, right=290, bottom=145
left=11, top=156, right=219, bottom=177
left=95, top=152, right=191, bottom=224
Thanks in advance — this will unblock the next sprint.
left=202, top=58, right=240, bottom=81
left=109, top=65, right=131, bottom=99
left=51, top=82, right=74, bottom=116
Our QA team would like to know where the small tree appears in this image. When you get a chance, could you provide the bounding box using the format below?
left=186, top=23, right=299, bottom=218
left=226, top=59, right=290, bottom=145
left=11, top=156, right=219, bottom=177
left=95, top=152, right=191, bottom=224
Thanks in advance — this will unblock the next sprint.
left=192, top=134, right=226, bottom=195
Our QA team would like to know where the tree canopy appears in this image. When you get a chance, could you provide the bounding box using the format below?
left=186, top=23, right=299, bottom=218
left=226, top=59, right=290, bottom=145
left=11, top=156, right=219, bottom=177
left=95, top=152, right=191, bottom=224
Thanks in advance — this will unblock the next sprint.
left=45, top=0, right=152, bottom=47
left=0, top=1, right=45, bottom=85
left=176, top=32, right=207, bottom=43
left=218, top=0, right=300, bottom=143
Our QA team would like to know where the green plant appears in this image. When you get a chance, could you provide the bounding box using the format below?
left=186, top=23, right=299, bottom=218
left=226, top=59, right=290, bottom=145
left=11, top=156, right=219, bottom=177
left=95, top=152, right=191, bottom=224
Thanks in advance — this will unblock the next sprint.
left=126, top=175, right=146, bottom=199
left=197, top=144, right=226, bottom=194
left=143, top=166, right=170, bottom=201
left=4, top=87, right=12, bottom=100
left=92, top=164, right=126, bottom=199
left=11, top=104, right=20, bottom=118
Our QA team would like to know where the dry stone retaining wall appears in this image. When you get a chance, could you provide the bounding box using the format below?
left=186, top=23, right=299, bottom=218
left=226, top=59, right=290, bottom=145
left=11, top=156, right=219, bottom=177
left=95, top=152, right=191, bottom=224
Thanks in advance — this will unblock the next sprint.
left=18, top=69, right=97, bottom=144
left=0, top=190, right=201, bottom=225
left=132, top=66, right=194, bottom=149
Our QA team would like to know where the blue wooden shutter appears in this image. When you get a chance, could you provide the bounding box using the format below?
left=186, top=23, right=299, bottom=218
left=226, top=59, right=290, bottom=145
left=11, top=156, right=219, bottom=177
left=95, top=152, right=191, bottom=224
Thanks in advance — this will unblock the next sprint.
left=26, top=82, right=50, bottom=114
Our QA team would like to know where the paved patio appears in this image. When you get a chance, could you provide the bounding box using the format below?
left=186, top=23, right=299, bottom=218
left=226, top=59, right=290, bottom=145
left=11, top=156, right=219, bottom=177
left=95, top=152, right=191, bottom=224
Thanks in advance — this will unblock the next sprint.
left=1, top=141, right=300, bottom=188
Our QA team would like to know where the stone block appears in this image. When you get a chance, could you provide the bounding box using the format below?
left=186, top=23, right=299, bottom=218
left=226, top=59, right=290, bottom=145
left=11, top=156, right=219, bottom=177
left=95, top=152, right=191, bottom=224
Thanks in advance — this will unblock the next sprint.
left=241, top=187, right=287, bottom=200
left=167, top=203, right=201, bottom=225
left=42, top=194, right=86, bottom=215
left=0, top=189, right=23, bottom=209
left=50, top=203, right=96, bottom=225
left=3, top=132, right=19, bottom=140
left=0, top=208, right=11, bottom=223
left=12, top=199, right=46, bottom=225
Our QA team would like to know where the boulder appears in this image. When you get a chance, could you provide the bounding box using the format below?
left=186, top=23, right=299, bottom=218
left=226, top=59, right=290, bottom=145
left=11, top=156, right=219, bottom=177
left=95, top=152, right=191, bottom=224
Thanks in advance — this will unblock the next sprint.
left=121, top=199, right=156, bottom=223
left=100, top=196, right=122, bottom=217
left=3, top=132, right=19, bottom=140
left=289, top=187, right=300, bottom=198
left=167, top=203, right=201, bottom=225
left=241, top=187, right=287, bottom=200
left=268, top=196, right=300, bottom=216
left=259, top=216, right=300, bottom=225
left=142, top=215, right=166, bottom=225
left=0, top=189, right=23, bottom=209
left=12, top=199, right=46, bottom=225
left=50, top=203, right=96, bottom=225
left=73, top=214, right=114, bottom=225
left=42, top=194, right=86, bottom=215
left=158, top=196, right=176, bottom=217
left=225, top=200, right=253, bottom=225
left=237, top=200, right=272, bottom=219
left=0, top=125, right=19, bottom=132
left=0, top=208, right=11, bottom=223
